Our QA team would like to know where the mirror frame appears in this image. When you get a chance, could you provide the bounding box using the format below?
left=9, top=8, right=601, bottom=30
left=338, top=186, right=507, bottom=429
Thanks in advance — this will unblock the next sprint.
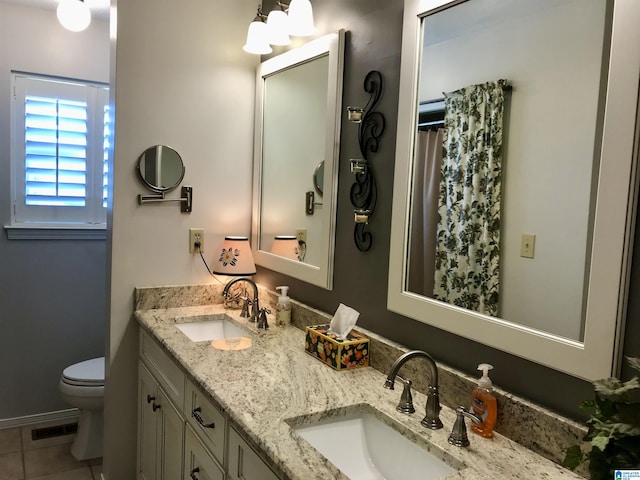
left=251, top=30, right=345, bottom=289
left=388, top=0, right=640, bottom=381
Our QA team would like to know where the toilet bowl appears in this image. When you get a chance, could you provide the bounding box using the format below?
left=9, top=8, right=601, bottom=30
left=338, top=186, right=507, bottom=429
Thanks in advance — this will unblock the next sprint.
left=59, top=357, right=105, bottom=461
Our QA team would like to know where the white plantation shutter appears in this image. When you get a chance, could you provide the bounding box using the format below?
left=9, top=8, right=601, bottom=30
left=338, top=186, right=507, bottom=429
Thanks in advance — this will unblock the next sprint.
left=11, top=74, right=109, bottom=225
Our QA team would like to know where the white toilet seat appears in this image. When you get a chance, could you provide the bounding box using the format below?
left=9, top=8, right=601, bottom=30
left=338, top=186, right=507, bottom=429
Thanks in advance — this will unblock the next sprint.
left=62, top=357, right=104, bottom=387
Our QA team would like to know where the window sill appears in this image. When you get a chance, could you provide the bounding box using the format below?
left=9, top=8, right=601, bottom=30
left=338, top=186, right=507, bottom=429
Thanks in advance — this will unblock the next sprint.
left=4, top=224, right=107, bottom=240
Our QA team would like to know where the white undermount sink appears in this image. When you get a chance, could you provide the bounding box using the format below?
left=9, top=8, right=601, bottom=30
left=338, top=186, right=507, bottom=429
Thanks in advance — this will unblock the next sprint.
left=292, top=410, right=459, bottom=479
left=175, top=317, right=248, bottom=342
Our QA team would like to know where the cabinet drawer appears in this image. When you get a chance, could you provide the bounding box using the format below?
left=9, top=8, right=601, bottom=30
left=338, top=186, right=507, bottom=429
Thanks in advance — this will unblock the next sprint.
left=140, top=330, right=185, bottom=408
left=184, top=425, right=225, bottom=480
left=185, top=378, right=226, bottom=466
left=228, top=426, right=279, bottom=480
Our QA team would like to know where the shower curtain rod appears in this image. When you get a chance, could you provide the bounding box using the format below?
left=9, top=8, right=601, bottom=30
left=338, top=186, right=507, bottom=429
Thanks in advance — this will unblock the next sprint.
left=420, top=84, right=512, bottom=107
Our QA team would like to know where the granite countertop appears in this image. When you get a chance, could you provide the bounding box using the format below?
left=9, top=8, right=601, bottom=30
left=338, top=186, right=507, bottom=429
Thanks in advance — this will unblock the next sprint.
left=135, top=304, right=583, bottom=480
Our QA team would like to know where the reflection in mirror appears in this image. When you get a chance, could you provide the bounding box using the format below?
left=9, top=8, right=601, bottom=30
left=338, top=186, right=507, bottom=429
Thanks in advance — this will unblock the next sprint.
left=136, top=145, right=185, bottom=192
left=313, top=161, right=324, bottom=196
left=252, top=31, right=345, bottom=289
left=406, top=0, right=608, bottom=339
left=389, top=0, right=640, bottom=380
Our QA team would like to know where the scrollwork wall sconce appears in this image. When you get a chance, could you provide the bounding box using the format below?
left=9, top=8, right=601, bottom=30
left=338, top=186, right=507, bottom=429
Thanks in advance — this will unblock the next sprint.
left=346, top=71, right=385, bottom=251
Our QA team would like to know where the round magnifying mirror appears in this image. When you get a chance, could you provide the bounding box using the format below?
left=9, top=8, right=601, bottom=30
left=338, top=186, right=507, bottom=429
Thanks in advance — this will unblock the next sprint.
left=136, top=145, right=185, bottom=193
left=313, top=160, right=324, bottom=196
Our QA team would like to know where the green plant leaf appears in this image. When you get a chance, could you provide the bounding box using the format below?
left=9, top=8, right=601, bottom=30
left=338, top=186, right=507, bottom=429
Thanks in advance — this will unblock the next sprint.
left=592, top=434, right=612, bottom=452
left=566, top=357, right=640, bottom=477
left=563, top=444, right=584, bottom=470
left=627, top=356, right=640, bottom=373
left=594, top=377, right=640, bottom=401
left=579, top=399, right=596, bottom=411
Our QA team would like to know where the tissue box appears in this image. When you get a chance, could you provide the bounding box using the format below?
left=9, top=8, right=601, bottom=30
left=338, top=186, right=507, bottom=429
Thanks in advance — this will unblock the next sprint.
left=304, top=325, right=369, bottom=370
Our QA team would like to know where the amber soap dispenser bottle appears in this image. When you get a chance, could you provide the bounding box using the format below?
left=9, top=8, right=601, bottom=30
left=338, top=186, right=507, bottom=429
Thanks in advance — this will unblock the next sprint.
left=471, top=363, right=497, bottom=437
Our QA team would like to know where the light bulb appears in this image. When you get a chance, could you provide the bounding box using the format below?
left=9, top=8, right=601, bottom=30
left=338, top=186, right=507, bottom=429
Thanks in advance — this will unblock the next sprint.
left=57, top=0, right=91, bottom=32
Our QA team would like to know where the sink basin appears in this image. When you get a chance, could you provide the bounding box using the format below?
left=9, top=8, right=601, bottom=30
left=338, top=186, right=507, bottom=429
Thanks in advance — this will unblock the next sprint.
left=292, top=410, right=459, bottom=479
left=175, top=317, right=248, bottom=342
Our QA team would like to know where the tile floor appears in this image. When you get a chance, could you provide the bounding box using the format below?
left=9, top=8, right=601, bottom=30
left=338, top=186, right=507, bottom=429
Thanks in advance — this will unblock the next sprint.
left=0, top=421, right=102, bottom=480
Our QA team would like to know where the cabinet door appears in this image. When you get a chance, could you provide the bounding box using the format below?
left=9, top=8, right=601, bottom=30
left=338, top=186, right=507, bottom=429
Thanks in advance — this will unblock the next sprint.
left=157, top=387, right=185, bottom=480
left=227, top=426, right=279, bottom=480
left=184, top=425, right=225, bottom=480
left=138, top=362, right=159, bottom=480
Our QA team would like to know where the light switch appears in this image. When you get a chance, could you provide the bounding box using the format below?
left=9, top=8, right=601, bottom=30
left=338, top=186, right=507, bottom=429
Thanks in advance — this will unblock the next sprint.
left=520, top=234, right=535, bottom=259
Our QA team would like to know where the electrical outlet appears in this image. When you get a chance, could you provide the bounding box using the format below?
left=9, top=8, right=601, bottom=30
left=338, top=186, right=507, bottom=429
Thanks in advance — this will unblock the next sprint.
left=189, top=228, right=204, bottom=253
left=295, top=228, right=307, bottom=243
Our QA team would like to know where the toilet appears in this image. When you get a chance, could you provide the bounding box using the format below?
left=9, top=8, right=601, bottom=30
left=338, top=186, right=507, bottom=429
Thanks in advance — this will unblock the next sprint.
left=59, top=357, right=105, bottom=460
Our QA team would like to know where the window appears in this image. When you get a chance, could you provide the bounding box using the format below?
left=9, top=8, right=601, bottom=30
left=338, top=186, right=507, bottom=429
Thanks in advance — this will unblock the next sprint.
left=10, top=73, right=109, bottom=228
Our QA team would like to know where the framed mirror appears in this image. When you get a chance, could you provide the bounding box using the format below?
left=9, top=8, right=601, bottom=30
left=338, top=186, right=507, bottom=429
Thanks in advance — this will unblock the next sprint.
left=251, top=31, right=345, bottom=289
left=136, top=145, right=185, bottom=192
left=388, top=0, right=640, bottom=380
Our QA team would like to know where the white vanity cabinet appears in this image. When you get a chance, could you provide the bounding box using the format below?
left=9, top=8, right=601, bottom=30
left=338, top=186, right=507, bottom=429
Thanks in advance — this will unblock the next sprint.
left=227, top=426, right=280, bottom=480
left=137, top=329, right=281, bottom=480
left=137, top=362, right=185, bottom=479
left=137, top=330, right=186, bottom=480
left=184, top=425, right=225, bottom=480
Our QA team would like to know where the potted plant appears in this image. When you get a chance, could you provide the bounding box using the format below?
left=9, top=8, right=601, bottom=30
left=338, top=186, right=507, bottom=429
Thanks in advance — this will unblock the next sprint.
left=564, top=357, right=640, bottom=479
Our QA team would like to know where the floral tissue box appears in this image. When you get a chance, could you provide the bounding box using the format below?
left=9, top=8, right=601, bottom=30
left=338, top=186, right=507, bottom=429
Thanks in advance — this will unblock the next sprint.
left=304, top=325, right=369, bottom=370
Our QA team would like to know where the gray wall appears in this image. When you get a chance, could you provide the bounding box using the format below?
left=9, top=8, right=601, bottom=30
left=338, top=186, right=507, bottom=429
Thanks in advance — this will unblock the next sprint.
left=0, top=3, right=108, bottom=421
left=256, top=0, right=639, bottom=420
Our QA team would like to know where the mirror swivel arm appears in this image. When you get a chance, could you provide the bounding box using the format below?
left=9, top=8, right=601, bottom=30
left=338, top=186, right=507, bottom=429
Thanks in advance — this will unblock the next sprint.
left=138, top=186, right=193, bottom=213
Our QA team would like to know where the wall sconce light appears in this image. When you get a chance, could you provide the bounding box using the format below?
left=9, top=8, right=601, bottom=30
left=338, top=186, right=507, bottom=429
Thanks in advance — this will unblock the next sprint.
left=347, top=107, right=365, bottom=123
left=350, top=158, right=368, bottom=174
left=287, top=0, right=315, bottom=37
left=346, top=71, right=386, bottom=252
left=244, top=1, right=315, bottom=54
left=243, top=6, right=273, bottom=54
left=57, top=0, right=91, bottom=32
left=266, top=3, right=291, bottom=46
left=354, top=209, right=370, bottom=224
left=271, top=235, right=306, bottom=261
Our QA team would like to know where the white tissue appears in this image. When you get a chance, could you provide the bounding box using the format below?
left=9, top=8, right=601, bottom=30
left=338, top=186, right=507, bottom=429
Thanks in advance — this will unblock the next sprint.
left=329, top=303, right=360, bottom=340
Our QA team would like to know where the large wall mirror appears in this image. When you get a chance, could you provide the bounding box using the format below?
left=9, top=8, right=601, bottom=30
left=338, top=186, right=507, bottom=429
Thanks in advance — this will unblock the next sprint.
left=388, top=0, right=640, bottom=380
left=251, top=31, right=345, bottom=289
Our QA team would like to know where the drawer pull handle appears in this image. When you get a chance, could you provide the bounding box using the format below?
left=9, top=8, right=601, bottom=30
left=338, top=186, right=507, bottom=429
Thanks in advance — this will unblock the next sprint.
left=192, top=407, right=215, bottom=429
left=190, top=467, right=200, bottom=479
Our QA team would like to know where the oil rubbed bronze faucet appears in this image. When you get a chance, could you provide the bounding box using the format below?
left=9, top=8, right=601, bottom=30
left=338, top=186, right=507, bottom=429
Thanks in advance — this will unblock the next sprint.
left=222, top=278, right=259, bottom=323
left=384, top=350, right=443, bottom=429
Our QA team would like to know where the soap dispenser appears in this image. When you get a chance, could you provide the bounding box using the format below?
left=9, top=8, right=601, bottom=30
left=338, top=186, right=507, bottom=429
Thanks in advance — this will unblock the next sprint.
left=470, top=363, right=497, bottom=438
left=275, top=286, right=291, bottom=326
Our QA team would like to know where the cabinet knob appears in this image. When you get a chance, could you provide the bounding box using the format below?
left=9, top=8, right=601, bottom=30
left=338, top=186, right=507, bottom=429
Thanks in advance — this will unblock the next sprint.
left=190, top=467, right=200, bottom=479
left=152, top=402, right=161, bottom=412
left=146, top=394, right=155, bottom=404
left=192, top=407, right=215, bottom=429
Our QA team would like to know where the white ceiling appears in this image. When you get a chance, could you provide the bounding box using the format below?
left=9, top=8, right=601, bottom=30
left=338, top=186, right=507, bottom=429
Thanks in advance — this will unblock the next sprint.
left=0, top=0, right=110, bottom=21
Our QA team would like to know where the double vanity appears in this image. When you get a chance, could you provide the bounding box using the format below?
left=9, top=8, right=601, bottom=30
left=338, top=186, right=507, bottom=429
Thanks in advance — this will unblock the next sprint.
left=134, top=285, right=586, bottom=479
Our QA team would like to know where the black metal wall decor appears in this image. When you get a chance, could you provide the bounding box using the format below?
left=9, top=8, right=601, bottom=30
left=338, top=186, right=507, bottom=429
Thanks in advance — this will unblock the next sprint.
left=347, top=70, right=385, bottom=252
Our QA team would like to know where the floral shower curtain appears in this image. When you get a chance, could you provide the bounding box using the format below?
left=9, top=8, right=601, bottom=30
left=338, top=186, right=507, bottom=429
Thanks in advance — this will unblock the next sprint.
left=434, top=80, right=506, bottom=316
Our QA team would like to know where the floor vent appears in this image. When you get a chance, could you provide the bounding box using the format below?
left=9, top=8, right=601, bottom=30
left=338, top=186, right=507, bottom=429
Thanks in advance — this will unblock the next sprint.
left=31, top=422, right=78, bottom=441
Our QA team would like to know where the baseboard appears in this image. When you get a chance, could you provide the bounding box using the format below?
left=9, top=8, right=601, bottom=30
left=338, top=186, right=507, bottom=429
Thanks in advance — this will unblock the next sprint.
left=0, top=408, right=80, bottom=430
